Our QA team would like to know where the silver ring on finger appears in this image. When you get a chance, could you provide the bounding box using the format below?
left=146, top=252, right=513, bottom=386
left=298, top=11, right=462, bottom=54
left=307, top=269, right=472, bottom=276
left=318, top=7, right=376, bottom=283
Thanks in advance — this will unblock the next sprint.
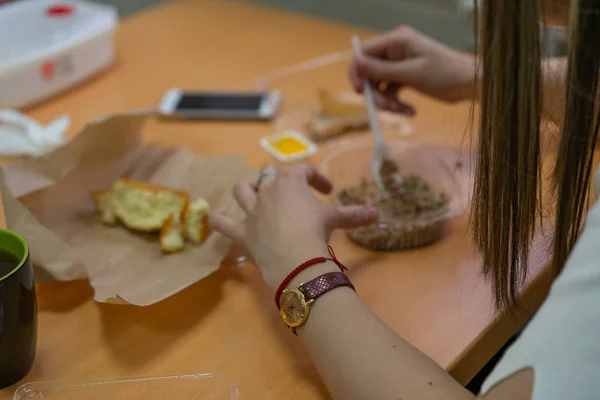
left=256, top=170, right=276, bottom=188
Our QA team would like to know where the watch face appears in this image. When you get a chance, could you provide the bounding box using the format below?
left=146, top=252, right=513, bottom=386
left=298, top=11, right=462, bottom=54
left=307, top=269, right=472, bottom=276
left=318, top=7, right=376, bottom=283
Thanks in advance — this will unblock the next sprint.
left=280, top=289, right=308, bottom=327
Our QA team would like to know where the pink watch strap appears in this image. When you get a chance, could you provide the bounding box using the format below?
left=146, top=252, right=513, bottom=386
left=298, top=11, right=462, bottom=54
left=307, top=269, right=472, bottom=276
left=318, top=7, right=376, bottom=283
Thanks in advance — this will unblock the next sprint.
left=299, top=272, right=355, bottom=301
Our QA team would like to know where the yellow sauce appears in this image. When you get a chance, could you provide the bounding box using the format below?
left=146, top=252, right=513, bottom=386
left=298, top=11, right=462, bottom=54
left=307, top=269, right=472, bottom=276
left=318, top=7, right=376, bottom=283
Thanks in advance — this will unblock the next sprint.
left=271, top=137, right=308, bottom=155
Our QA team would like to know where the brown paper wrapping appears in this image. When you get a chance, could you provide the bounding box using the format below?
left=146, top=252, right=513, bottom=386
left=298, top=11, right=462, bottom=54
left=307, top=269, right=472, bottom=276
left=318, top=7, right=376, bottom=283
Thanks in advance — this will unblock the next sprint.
left=0, top=112, right=255, bottom=306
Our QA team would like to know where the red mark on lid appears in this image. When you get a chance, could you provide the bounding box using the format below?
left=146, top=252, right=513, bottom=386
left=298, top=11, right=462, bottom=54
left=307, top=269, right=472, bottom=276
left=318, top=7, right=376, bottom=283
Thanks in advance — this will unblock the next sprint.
left=41, top=60, right=55, bottom=81
left=46, top=4, right=74, bottom=17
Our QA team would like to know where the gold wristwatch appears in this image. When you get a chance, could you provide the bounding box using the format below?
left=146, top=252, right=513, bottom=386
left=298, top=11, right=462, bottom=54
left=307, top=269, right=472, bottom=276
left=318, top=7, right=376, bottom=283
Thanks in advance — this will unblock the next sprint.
left=279, top=272, right=354, bottom=334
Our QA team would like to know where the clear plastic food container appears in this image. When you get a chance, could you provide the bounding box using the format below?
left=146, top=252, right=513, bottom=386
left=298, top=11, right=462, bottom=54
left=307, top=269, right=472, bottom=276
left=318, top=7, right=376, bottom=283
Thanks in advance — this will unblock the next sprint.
left=273, top=91, right=411, bottom=144
left=254, top=51, right=412, bottom=142
left=13, top=373, right=240, bottom=400
left=320, top=138, right=465, bottom=251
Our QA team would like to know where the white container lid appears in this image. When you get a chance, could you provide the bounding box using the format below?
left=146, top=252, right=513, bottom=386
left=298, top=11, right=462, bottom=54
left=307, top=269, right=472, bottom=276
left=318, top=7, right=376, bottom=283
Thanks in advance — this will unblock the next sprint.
left=0, top=0, right=117, bottom=71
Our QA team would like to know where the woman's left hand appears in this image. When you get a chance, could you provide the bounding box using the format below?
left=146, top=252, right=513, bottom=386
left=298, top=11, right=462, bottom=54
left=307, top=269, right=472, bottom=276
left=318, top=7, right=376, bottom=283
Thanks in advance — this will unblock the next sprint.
left=209, top=164, right=378, bottom=291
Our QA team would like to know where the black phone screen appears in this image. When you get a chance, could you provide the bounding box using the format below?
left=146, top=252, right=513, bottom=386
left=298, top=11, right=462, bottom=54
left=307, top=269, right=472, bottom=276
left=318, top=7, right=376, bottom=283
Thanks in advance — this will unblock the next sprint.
left=175, top=93, right=263, bottom=111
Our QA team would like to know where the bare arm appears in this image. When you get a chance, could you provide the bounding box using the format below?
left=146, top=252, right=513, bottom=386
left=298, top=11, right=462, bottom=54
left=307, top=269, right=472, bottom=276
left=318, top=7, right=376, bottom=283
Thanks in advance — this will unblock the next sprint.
left=210, top=165, right=533, bottom=400
left=289, top=257, right=474, bottom=400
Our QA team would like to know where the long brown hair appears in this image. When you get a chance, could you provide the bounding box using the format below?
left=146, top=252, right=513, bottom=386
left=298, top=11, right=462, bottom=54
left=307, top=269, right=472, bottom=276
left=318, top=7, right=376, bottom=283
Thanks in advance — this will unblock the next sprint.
left=473, top=0, right=600, bottom=309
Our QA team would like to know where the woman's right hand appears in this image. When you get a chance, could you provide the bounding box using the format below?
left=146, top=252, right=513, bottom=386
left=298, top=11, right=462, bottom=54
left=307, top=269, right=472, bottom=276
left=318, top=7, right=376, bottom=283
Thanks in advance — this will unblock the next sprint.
left=349, top=26, right=477, bottom=114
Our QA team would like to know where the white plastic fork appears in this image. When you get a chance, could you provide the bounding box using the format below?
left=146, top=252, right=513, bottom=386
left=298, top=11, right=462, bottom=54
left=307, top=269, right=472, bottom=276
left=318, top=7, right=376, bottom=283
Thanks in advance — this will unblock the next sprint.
left=351, top=35, right=402, bottom=194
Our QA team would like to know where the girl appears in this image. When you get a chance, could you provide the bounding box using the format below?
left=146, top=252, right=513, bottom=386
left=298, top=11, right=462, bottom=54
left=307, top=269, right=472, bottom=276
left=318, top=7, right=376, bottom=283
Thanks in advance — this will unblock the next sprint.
left=210, top=0, right=598, bottom=398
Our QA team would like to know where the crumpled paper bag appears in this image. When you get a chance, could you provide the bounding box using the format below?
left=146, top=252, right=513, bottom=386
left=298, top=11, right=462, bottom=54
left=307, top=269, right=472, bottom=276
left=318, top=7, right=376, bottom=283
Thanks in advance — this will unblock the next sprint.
left=0, top=112, right=254, bottom=306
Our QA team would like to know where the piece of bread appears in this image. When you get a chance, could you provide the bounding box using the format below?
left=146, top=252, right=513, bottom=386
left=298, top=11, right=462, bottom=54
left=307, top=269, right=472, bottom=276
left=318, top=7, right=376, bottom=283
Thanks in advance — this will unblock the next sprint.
left=184, top=198, right=210, bottom=245
left=310, top=90, right=369, bottom=139
left=110, top=178, right=189, bottom=232
left=318, top=89, right=367, bottom=118
left=159, top=213, right=185, bottom=253
left=91, top=190, right=117, bottom=225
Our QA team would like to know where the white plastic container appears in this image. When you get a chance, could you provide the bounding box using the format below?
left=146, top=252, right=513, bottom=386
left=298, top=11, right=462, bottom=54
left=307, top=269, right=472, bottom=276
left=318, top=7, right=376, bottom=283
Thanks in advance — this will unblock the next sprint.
left=0, top=0, right=118, bottom=108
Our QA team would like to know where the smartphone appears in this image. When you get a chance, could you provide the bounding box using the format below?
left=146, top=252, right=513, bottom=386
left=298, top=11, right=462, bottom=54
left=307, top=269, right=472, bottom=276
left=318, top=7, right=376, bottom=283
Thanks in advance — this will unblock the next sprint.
left=158, top=89, right=282, bottom=120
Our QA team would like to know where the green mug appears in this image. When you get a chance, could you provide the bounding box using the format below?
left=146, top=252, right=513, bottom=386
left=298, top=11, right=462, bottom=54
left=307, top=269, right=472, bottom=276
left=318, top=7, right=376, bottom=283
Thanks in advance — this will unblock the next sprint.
left=0, top=229, right=37, bottom=388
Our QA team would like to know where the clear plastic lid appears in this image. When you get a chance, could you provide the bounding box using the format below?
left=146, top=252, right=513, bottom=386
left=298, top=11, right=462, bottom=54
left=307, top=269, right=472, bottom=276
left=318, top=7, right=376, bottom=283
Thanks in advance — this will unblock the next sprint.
left=13, top=373, right=240, bottom=400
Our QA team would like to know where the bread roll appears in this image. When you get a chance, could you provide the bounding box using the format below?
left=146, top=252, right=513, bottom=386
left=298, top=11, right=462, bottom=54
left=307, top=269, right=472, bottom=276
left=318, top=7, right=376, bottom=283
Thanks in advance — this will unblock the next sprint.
left=110, top=179, right=189, bottom=232
left=310, top=90, right=369, bottom=139
left=159, top=213, right=185, bottom=253
left=318, top=89, right=367, bottom=118
left=91, top=180, right=214, bottom=253
left=184, top=198, right=210, bottom=245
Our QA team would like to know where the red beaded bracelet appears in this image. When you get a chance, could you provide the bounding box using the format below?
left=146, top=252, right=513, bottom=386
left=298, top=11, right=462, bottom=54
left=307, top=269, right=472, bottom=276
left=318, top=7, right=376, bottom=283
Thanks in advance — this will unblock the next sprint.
left=274, top=245, right=347, bottom=309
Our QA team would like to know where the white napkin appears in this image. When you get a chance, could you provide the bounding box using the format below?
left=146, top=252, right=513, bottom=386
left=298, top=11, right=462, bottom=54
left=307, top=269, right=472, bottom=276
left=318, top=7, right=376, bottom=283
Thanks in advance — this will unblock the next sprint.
left=0, top=109, right=69, bottom=157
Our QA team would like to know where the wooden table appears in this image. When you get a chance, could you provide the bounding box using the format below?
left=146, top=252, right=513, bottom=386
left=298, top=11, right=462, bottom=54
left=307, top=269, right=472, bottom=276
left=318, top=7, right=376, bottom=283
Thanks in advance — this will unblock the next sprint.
left=0, top=1, right=552, bottom=398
